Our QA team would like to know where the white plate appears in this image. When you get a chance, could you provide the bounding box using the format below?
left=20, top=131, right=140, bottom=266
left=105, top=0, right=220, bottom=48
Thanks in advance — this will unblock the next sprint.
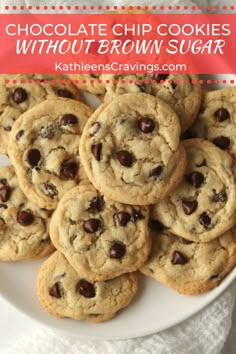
left=0, top=74, right=235, bottom=340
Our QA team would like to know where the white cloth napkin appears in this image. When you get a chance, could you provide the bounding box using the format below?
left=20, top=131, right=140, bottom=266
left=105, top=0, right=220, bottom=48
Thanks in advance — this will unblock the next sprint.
left=3, top=284, right=236, bottom=354
left=1, top=1, right=236, bottom=353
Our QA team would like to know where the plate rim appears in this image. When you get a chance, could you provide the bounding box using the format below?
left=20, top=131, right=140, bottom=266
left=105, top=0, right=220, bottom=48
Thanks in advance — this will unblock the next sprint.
left=0, top=266, right=236, bottom=340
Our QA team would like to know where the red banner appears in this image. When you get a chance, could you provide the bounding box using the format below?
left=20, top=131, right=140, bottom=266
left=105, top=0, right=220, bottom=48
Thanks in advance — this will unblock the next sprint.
left=0, top=14, right=235, bottom=74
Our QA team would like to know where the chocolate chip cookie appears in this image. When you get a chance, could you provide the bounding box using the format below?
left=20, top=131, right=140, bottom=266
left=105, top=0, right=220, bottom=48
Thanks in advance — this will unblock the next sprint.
left=140, top=221, right=236, bottom=295
left=37, top=251, right=138, bottom=323
left=0, top=165, right=53, bottom=261
left=104, top=74, right=201, bottom=133
left=8, top=98, right=93, bottom=210
left=0, top=74, right=82, bottom=154
left=79, top=93, right=186, bottom=205
left=151, top=138, right=236, bottom=242
left=187, top=88, right=236, bottom=159
left=50, top=185, right=150, bottom=281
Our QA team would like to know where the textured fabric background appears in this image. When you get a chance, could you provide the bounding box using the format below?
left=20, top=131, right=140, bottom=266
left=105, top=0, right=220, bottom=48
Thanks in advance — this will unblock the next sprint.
left=2, top=284, right=236, bottom=354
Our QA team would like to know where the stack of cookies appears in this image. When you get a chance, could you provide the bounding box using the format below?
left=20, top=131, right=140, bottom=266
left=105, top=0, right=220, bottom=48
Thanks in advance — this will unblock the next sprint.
left=1, top=72, right=236, bottom=323
left=0, top=74, right=83, bottom=261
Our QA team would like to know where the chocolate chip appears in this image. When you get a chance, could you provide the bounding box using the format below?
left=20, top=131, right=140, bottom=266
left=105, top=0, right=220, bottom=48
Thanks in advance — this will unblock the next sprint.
left=148, top=219, right=164, bottom=231
left=171, top=251, right=188, bottom=265
left=4, top=126, right=11, bottom=132
left=40, top=125, right=55, bottom=139
left=91, top=143, right=102, bottom=161
left=60, top=114, right=78, bottom=125
left=212, top=190, right=227, bottom=203
left=44, top=183, right=58, bottom=198
left=171, top=81, right=177, bottom=90
left=199, top=212, right=211, bottom=228
left=214, top=108, right=230, bottom=122
left=138, top=117, right=155, bottom=133
left=83, top=218, right=101, bottom=233
left=213, top=136, right=230, bottom=150
left=152, top=74, right=169, bottom=83
left=132, top=209, right=144, bottom=221
left=60, top=161, right=78, bottom=180
left=77, top=280, right=96, bottom=298
left=49, top=282, right=62, bottom=298
left=149, top=165, right=163, bottom=177
left=57, top=89, right=73, bottom=98
left=187, top=171, right=204, bottom=188
left=115, top=150, right=133, bottom=167
left=90, top=122, right=101, bottom=136
left=12, top=88, right=28, bottom=104
left=17, top=210, right=34, bottom=226
left=0, top=186, right=11, bottom=202
left=109, top=242, right=126, bottom=259
left=16, top=130, right=24, bottom=141
left=182, top=200, right=198, bottom=215
left=27, top=149, right=41, bottom=167
left=89, top=196, right=104, bottom=212
left=115, top=212, right=131, bottom=226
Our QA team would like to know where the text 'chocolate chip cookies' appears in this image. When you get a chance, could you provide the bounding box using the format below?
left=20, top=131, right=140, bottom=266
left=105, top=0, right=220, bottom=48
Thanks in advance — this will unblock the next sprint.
left=80, top=93, right=186, bottom=205
left=8, top=98, right=93, bottom=210
left=37, top=251, right=138, bottom=323
left=151, top=139, right=236, bottom=242
left=50, top=185, right=150, bottom=281
left=0, top=165, right=53, bottom=261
